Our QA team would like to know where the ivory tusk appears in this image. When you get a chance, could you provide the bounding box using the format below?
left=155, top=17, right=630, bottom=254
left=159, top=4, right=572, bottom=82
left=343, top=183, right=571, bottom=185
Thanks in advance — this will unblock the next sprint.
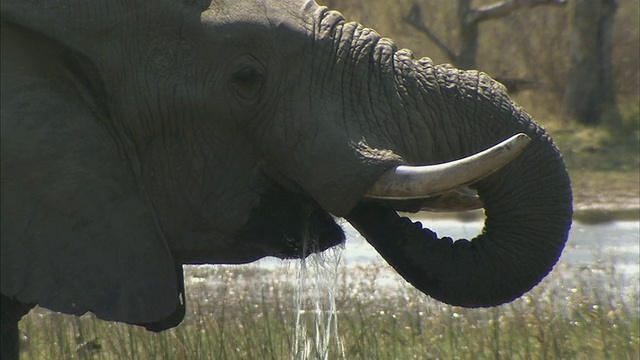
left=364, top=133, right=531, bottom=200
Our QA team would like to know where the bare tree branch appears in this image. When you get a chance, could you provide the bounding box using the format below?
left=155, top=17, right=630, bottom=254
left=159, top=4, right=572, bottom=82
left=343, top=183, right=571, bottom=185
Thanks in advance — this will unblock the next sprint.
left=471, top=0, right=567, bottom=24
left=403, top=0, right=567, bottom=77
left=403, top=4, right=458, bottom=63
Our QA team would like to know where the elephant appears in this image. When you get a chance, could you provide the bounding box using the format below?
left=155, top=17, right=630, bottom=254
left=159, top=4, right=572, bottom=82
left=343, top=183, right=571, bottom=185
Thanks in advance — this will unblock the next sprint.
left=0, top=0, right=572, bottom=357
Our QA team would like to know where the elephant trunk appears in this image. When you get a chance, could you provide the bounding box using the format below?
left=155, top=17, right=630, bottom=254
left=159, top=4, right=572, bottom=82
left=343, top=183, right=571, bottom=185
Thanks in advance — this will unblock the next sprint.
left=345, top=54, right=573, bottom=307
left=309, top=6, right=572, bottom=306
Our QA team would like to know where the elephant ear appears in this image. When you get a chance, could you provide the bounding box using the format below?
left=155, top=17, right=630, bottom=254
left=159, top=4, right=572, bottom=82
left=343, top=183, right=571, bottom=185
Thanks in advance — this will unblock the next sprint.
left=1, top=25, right=183, bottom=328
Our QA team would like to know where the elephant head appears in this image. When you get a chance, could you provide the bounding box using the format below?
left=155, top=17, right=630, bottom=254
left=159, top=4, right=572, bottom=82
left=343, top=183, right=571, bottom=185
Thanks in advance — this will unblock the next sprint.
left=1, top=0, right=572, bottom=339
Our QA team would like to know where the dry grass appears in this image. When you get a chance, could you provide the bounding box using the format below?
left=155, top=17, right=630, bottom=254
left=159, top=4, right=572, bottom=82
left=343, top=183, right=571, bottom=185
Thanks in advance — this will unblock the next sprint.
left=18, top=255, right=639, bottom=359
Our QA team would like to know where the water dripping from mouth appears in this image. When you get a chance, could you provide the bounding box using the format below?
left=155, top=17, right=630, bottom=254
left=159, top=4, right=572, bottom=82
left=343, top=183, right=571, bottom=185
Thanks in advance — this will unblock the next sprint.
left=291, top=226, right=346, bottom=360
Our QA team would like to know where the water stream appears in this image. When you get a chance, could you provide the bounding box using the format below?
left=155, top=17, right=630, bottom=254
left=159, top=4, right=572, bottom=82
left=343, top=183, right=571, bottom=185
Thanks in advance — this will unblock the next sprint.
left=291, top=246, right=345, bottom=360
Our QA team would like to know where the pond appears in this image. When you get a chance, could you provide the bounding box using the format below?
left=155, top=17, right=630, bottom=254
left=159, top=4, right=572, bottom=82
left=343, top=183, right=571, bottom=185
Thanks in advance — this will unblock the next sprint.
left=183, top=217, right=639, bottom=359
left=189, top=218, right=640, bottom=296
left=339, top=218, right=639, bottom=276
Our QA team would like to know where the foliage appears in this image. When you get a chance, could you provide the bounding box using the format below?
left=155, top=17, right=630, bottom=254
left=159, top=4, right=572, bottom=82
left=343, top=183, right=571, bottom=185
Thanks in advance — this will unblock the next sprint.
left=320, top=0, right=639, bottom=122
left=18, top=258, right=639, bottom=359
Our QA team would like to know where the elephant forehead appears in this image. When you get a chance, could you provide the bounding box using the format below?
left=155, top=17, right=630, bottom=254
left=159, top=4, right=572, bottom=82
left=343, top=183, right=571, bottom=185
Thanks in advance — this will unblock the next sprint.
left=201, top=0, right=314, bottom=30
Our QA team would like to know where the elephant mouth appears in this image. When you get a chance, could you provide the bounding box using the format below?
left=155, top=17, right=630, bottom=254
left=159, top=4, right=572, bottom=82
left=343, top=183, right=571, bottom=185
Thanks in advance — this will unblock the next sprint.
left=372, top=186, right=482, bottom=213
left=363, top=133, right=529, bottom=212
left=236, top=135, right=529, bottom=269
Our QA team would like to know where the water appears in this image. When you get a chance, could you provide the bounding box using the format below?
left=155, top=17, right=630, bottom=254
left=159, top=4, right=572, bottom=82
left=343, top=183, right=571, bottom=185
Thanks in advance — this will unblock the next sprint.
left=339, top=219, right=639, bottom=278
left=291, top=246, right=345, bottom=360
left=186, top=219, right=639, bottom=359
left=252, top=218, right=639, bottom=292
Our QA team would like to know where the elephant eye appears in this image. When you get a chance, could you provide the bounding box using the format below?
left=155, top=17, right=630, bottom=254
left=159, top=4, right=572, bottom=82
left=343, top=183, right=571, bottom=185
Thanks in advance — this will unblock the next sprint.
left=227, top=56, right=266, bottom=107
left=232, top=66, right=263, bottom=87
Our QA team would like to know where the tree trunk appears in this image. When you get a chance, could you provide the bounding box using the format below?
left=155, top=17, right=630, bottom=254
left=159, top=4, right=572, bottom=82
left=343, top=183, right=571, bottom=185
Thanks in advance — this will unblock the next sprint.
left=457, top=0, right=479, bottom=69
left=405, top=0, right=567, bottom=76
left=563, top=0, right=619, bottom=126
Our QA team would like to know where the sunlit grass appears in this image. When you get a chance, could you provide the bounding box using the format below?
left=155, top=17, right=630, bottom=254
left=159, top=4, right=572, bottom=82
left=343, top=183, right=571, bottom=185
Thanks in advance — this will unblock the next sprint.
left=18, top=256, right=639, bottom=359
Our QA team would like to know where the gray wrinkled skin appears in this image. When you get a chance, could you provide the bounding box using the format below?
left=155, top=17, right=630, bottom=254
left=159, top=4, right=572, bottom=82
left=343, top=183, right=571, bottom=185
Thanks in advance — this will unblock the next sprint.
left=1, top=1, right=571, bottom=357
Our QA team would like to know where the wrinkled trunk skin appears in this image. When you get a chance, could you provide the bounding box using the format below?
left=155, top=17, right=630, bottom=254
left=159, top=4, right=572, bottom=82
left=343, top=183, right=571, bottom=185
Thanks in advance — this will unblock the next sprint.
left=345, top=53, right=572, bottom=307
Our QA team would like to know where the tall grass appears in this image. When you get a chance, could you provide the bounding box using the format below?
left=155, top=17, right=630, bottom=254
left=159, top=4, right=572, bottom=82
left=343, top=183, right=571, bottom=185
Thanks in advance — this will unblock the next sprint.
left=18, top=254, right=639, bottom=359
